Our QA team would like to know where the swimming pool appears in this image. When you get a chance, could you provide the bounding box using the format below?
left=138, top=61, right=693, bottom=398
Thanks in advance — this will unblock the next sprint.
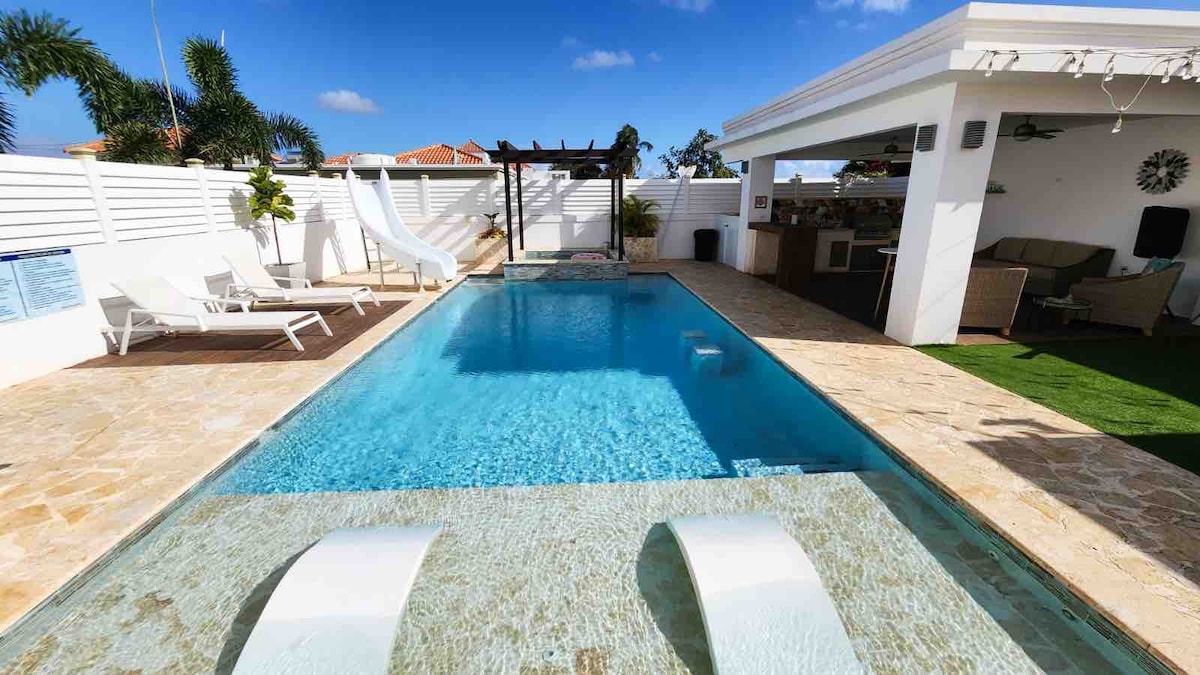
left=0, top=274, right=1154, bottom=673
left=217, top=275, right=883, bottom=494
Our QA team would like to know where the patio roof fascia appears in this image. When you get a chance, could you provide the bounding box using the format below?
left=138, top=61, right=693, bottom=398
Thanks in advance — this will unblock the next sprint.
left=710, top=2, right=1200, bottom=158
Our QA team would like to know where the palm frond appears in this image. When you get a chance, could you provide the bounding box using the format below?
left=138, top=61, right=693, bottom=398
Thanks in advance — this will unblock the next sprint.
left=268, top=112, right=323, bottom=169
left=181, top=36, right=237, bottom=97
left=0, top=93, right=14, bottom=152
left=98, top=121, right=177, bottom=164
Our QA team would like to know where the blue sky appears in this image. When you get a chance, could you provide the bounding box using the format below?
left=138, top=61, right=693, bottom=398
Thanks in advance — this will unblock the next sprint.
left=3, top=0, right=1197, bottom=177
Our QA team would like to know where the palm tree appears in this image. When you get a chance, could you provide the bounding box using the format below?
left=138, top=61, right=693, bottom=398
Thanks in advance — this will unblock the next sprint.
left=0, top=10, right=115, bottom=153
left=613, top=123, right=652, bottom=178
left=100, top=37, right=322, bottom=169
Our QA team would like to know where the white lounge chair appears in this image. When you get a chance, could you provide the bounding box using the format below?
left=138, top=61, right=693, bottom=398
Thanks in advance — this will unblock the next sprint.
left=233, top=525, right=442, bottom=675
left=111, top=276, right=331, bottom=355
left=224, top=253, right=379, bottom=316
left=667, top=514, right=862, bottom=675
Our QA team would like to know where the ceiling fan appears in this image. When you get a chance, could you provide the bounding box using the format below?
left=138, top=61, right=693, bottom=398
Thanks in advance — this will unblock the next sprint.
left=1001, top=116, right=1065, bottom=142
left=856, top=136, right=913, bottom=160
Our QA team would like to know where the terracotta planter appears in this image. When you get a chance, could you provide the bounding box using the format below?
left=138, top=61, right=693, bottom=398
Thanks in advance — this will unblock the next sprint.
left=623, top=237, right=658, bottom=263
left=475, top=237, right=509, bottom=266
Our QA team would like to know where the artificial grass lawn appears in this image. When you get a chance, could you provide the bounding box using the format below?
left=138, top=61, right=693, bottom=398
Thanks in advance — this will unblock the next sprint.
left=918, top=337, right=1200, bottom=475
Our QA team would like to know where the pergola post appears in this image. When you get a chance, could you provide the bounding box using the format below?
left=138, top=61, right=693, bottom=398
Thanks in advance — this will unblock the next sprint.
left=503, top=161, right=514, bottom=261
left=515, top=162, right=525, bottom=252
left=609, top=174, right=616, bottom=252
left=617, top=167, right=625, bottom=261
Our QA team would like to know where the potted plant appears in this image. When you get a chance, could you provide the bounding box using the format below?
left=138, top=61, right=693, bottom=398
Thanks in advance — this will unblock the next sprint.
left=621, top=195, right=661, bottom=262
left=475, top=212, right=508, bottom=266
left=247, top=167, right=304, bottom=286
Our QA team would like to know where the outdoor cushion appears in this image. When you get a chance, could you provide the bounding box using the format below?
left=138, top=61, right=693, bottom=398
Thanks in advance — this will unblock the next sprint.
left=1020, top=239, right=1059, bottom=267
left=1050, top=242, right=1100, bottom=268
left=993, top=238, right=1028, bottom=262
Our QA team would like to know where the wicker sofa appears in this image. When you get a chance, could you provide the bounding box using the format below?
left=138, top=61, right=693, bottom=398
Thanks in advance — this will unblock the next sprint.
left=1069, top=262, right=1185, bottom=335
left=974, top=237, right=1114, bottom=296
left=959, top=266, right=1028, bottom=335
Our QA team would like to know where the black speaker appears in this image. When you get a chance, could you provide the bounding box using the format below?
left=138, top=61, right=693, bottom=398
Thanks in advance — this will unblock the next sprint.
left=1133, top=206, right=1189, bottom=259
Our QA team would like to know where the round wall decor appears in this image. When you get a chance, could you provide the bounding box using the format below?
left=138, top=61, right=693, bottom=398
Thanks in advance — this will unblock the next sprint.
left=1136, top=148, right=1189, bottom=195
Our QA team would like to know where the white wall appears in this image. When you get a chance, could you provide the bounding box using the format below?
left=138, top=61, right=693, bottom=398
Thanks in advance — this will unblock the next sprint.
left=0, top=155, right=368, bottom=389
left=978, top=116, right=1200, bottom=315
left=389, top=175, right=742, bottom=261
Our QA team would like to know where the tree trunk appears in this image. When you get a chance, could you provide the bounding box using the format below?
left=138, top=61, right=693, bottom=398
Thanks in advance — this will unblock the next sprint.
left=271, top=214, right=283, bottom=264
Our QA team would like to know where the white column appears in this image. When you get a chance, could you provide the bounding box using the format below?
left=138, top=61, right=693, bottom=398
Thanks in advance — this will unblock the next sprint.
left=187, top=158, right=219, bottom=234
left=885, top=91, right=1001, bottom=345
left=418, top=174, right=431, bottom=217
left=734, top=155, right=775, bottom=272
left=69, top=147, right=118, bottom=245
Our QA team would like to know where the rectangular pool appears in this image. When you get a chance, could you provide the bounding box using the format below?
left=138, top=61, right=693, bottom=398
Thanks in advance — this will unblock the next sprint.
left=217, top=275, right=884, bottom=494
left=0, top=275, right=1154, bottom=673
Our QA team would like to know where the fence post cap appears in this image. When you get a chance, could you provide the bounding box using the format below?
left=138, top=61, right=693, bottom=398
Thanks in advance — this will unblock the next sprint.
left=184, top=158, right=205, bottom=167
left=307, top=170, right=320, bottom=176
left=67, top=147, right=98, bottom=161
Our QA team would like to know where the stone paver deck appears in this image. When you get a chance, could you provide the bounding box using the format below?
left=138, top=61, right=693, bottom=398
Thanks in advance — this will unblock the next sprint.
left=0, top=269, right=465, bottom=636
left=0, top=261, right=1196, bottom=671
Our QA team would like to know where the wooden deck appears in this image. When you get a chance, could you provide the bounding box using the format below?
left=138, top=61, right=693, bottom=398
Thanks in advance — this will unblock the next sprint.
left=74, top=301, right=409, bottom=367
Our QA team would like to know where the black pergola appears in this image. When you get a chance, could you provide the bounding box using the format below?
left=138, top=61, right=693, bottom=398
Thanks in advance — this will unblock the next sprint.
left=489, top=140, right=638, bottom=262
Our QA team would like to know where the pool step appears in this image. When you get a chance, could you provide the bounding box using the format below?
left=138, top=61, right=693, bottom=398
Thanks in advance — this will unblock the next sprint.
left=732, top=456, right=854, bottom=477
left=689, top=344, right=724, bottom=374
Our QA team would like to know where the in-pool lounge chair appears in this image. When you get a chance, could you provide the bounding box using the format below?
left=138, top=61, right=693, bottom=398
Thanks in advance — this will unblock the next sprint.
left=112, top=276, right=331, bottom=355
left=224, top=253, right=380, bottom=316
left=233, top=526, right=442, bottom=675
left=668, top=514, right=862, bottom=674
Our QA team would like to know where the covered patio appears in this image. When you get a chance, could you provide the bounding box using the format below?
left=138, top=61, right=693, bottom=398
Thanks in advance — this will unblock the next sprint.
left=710, top=3, right=1200, bottom=346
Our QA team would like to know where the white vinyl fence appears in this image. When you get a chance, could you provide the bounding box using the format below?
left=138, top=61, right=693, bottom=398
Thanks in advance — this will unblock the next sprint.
left=0, top=155, right=750, bottom=387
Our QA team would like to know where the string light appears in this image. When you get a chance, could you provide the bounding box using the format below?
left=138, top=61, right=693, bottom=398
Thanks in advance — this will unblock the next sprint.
left=976, top=44, right=1200, bottom=139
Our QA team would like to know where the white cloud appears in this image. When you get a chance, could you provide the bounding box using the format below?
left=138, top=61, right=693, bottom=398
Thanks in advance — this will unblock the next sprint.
left=661, top=0, right=713, bottom=12
left=817, top=0, right=908, bottom=13
left=561, top=35, right=580, bottom=48
left=648, top=51, right=663, bottom=62
left=862, top=0, right=909, bottom=12
left=317, top=89, right=380, bottom=114
left=835, top=18, right=871, bottom=30
left=775, top=160, right=844, bottom=180
left=573, top=50, right=635, bottom=70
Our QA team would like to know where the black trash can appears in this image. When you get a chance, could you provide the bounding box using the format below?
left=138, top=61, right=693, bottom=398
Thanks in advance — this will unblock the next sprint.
left=694, top=228, right=719, bottom=262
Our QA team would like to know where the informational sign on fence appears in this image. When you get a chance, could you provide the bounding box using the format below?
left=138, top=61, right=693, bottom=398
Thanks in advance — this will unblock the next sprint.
left=0, top=249, right=85, bottom=324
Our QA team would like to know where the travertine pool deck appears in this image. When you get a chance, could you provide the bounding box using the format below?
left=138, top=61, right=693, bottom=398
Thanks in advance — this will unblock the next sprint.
left=0, top=261, right=1197, bottom=671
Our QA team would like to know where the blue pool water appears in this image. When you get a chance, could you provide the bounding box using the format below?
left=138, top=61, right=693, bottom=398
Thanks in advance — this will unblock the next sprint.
left=217, top=275, right=886, bottom=494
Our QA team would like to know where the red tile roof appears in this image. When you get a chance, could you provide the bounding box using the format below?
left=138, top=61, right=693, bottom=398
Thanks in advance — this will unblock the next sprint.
left=395, top=143, right=487, bottom=166
left=324, top=152, right=355, bottom=166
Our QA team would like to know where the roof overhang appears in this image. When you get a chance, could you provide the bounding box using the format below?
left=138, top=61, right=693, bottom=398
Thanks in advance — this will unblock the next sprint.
left=710, top=2, right=1200, bottom=155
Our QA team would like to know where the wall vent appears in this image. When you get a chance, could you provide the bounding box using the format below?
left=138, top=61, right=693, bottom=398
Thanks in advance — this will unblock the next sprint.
left=915, top=125, right=937, bottom=152
left=962, top=121, right=988, bottom=149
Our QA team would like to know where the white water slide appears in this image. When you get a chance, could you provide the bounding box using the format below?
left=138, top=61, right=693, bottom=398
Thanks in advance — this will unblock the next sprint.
left=345, top=165, right=457, bottom=285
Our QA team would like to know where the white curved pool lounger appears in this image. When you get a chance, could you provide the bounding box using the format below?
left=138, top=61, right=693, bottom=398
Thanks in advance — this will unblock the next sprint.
left=223, top=253, right=379, bottom=316
left=667, top=514, right=862, bottom=675
left=233, top=525, right=442, bottom=675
